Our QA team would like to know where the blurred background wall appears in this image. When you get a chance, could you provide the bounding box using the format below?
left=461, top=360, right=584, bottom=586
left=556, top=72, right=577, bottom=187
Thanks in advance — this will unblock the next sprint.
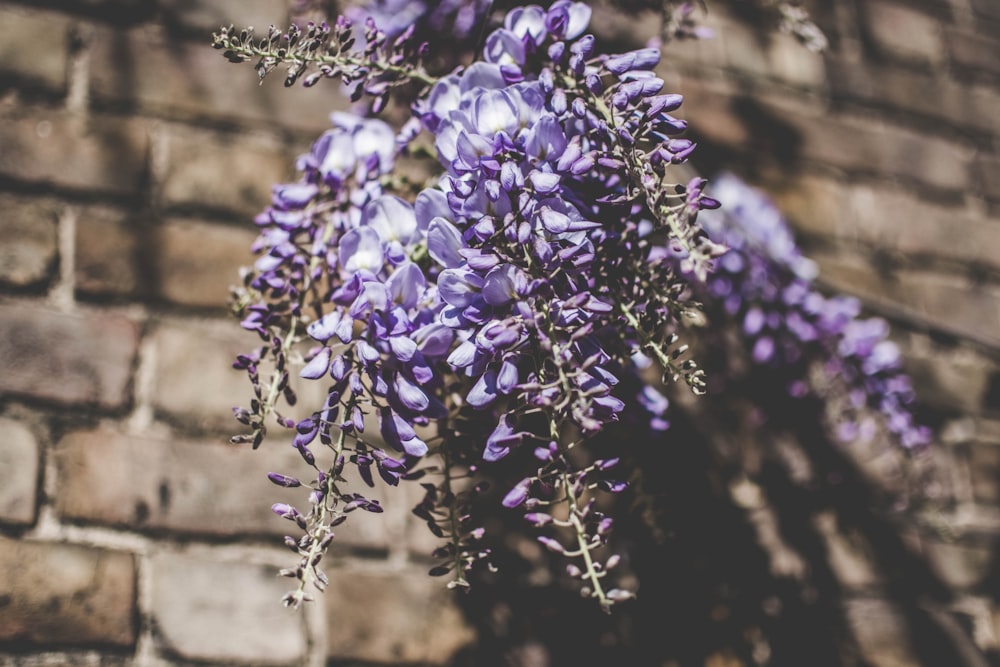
left=0, top=0, right=998, bottom=665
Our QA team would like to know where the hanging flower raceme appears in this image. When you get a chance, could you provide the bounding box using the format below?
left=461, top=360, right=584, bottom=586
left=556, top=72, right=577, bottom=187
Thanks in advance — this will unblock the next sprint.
left=220, top=1, right=906, bottom=614
left=698, top=173, right=930, bottom=450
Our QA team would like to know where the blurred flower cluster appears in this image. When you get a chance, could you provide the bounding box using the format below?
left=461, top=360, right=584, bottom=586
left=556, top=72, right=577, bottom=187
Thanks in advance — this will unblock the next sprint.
left=217, top=0, right=925, bottom=612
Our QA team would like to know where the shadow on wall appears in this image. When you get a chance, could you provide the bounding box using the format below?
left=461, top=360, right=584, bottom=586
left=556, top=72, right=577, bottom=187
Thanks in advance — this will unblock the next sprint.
left=444, top=375, right=999, bottom=667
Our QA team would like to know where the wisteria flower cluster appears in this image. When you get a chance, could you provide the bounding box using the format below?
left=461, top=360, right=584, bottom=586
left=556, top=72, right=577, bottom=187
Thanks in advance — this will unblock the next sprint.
left=698, top=174, right=930, bottom=449
left=217, top=0, right=923, bottom=613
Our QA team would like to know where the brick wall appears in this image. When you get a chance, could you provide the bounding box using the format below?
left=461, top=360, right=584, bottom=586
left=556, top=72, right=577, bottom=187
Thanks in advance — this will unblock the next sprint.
left=0, top=0, right=998, bottom=665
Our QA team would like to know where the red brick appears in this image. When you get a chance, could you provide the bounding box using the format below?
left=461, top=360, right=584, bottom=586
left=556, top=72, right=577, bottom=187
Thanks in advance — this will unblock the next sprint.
left=828, top=60, right=998, bottom=136
left=154, top=218, right=259, bottom=309
left=0, top=418, right=40, bottom=526
left=0, top=5, right=72, bottom=92
left=0, top=537, right=136, bottom=647
left=0, top=106, right=148, bottom=196
left=861, top=1, right=945, bottom=65
left=160, top=124, right=294, bottom=216
left=0, top=304, right=138, bottom=410
left=324, top=564, right=476, bottom=664
left=0, top=194, right=60, bottom=288
left=151, top=553, right=306, bottom=664
left=88, top=23, right=347, bottom=134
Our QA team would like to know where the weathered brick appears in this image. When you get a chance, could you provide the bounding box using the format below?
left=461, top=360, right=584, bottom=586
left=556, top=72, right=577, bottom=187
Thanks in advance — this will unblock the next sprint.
left=971, top=0, right=1000, bottom=22
left=588, top=0, right=662, bottom=49
left=828, top=60, right=999, bottom=135
left=151, top=553, right=306, bottom=664
left=151, top=317, right=329, bottom=431
left=670, top=76, right=752, bottom=147
left=0, top=106, right=148, bottom=196
left=0, top=304, right=138, bottom=410
left=324, top=564, right=476, bottom=664
left=902, top=344, right=992, bottom=413
left=0, top=194, right=60, bottom=288
left=846, top=186, right=1000, bottom=270
left=54, top=426, right=296, bottom=536
left=754, top=172, right=847, bottom=239
left=160, top=124, right=293, bottom=216
left=74, top=204, right=145, bottom=299
left=788, top=113, right=970, bottom=193
left=0, top=5, right=72, bottom=92
left=153, top=218, right=258, bottom=309
left=945, top=27, right=1000, bottom=78
left=158, top=0, right=288, bottom=35
left=813, top=512, right=879, bottom=590
left=0, top=537, right=136, bottom=647
left=920, top=534, right=995, bottom=590
left=968, top=443, right=1000, bottom=505
left=0, top=419, right=39, bottom=526
left=88, top=23, right=346, bottom=134
left=843, top=598, right=920, bottom=667
left=53, top=425, right=401, bottom=549
left=973, top=155, right=1000, bottom=204
left=152, top=317, right=261, bottom=431
left=720, top=14, right=826, bottom=88
left=861, top=1, right=944, bottom=65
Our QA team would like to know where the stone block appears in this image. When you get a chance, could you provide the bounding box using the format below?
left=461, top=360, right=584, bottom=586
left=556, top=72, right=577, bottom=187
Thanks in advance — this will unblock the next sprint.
left=0, top=537, right=136, bottom=647
left=0, top=194, right=60, bottom=288
left=0, top=304, right=138, bottom=410
left=0, top=419, right=40, bottom=526
left=151, top=553, right=306, bottom=664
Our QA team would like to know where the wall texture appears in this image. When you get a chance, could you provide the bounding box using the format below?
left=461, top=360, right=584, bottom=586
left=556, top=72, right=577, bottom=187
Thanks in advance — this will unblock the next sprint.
left=0, top=0, right=998, bottom=665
